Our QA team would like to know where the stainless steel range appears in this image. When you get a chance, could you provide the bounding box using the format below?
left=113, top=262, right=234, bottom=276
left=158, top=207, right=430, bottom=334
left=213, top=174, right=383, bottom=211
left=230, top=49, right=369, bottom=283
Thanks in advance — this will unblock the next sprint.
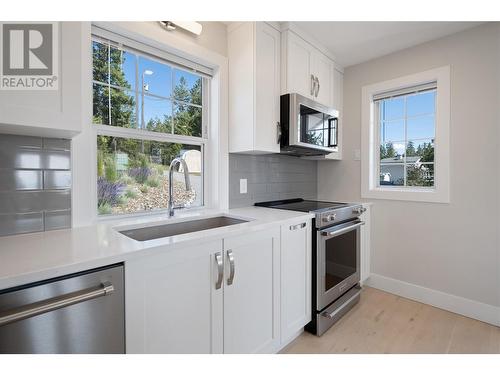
left=255, top=198, right=366, bottom=336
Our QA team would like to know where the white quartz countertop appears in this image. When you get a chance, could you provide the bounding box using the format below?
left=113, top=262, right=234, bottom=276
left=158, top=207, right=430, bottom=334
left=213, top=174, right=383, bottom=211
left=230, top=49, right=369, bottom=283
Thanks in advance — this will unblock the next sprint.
left=0, top=207, right=314, bottom=290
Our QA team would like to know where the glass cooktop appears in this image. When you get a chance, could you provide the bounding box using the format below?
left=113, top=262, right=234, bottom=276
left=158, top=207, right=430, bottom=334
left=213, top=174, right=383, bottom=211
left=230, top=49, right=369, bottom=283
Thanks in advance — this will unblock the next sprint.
left=255, top=198, right=348, bottom=213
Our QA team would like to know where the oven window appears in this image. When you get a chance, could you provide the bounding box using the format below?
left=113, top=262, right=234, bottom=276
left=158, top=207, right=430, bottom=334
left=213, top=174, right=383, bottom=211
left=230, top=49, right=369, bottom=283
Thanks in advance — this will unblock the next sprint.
left=324, top=229, right=357, bottom=291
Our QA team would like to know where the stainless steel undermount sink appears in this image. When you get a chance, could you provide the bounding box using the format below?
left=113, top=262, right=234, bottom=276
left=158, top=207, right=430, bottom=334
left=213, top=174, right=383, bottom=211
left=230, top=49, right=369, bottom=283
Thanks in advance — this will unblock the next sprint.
left=119, top=216, right=249, bottom=242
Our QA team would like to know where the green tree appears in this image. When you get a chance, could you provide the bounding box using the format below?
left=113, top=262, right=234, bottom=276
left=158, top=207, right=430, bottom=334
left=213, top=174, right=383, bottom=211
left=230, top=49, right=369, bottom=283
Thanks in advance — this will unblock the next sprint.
left=92, top=42, right=136, bottom=128
left=406, top=141, right=416, bottom=157
left=384, top=142, right=396, bottom=158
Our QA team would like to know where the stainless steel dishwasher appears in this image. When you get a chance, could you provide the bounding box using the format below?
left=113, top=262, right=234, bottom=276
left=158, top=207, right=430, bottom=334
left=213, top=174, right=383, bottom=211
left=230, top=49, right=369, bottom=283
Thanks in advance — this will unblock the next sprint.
left=0, top=263, right=125, bottom=354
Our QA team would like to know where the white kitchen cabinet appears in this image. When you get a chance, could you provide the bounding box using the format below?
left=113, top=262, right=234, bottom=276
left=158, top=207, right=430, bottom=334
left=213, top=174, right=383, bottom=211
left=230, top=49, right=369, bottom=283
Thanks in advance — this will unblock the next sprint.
left=281, top=29, right=334, bottom=107
left=360, top=204, right=372, bottom=284
left=0, top=22, right=88, bottom=138
left=280, top=219, right=311, bottom=345
left=223, top=228, right=281, bottom=353
left=125, top=240, right=224, bottom=354
left=228, top=22, right=281, bottom=154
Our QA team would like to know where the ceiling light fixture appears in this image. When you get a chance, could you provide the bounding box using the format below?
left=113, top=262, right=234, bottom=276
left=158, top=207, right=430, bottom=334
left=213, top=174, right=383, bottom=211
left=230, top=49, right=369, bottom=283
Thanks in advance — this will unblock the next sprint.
left=159, top=21, right=203, bottom=36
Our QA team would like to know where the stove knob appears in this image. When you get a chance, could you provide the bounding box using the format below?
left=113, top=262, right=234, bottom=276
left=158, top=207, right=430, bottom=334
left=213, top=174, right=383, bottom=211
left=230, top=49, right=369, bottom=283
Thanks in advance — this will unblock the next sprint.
left=323, top=214, right=336, bottom=222
left=353, top=207, right=366, bottom=215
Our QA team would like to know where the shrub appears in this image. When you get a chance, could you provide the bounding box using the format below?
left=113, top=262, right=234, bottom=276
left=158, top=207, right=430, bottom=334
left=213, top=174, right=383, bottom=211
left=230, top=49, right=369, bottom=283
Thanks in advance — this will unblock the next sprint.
left=97, top=177, right=123, bottom=210
left=125, top=188, right=138, bottom=199
left=128, top=167, right=151, bottom=184
left=145, top=177, right=160, bottom=188
left=104, top=155, right=118, bottom=182
left=139, top=185, right=148, bottom=194
left=97, top=202, right=112, bottom=215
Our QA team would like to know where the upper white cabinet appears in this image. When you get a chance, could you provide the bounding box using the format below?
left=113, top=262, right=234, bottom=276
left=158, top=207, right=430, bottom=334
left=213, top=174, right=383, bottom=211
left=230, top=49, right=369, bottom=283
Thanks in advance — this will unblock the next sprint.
left=228, top=22, right=281, bottom=154
left=281, top=29, right=334, bottom=107
left=280, top=219, right=311, bottom=345
left=0, top=22, right=88, bottom=138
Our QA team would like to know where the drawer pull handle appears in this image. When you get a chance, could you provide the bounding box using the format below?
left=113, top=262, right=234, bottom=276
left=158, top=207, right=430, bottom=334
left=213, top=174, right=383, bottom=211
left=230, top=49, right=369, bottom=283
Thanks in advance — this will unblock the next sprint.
left=290, top=223, right=306, bottom=231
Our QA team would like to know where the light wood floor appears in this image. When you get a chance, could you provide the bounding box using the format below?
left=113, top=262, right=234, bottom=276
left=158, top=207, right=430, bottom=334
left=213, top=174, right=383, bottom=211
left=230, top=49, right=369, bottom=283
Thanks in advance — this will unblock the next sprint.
left=282, top=287, right=500, bottom=354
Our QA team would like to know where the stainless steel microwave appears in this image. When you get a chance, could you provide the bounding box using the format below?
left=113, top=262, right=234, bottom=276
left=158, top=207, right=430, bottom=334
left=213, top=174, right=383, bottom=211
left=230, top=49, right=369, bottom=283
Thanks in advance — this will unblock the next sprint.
left=280, top=93, right=339, bottom=156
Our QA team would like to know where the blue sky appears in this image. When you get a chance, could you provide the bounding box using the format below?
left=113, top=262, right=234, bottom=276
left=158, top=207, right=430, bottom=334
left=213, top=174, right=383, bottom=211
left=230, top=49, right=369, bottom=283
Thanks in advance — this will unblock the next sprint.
left=380, top=90, right=436, bottom=155
left=120, top=49, right=201, bottom=126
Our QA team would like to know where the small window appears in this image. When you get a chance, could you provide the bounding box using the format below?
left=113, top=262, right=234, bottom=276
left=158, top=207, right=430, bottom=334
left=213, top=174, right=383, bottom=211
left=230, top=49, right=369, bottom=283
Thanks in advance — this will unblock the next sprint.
left=92, top=32, right=209, bottom=216
left=361, top=67, right=450, bottom=203
left=376, top=87, right=436, bottom=187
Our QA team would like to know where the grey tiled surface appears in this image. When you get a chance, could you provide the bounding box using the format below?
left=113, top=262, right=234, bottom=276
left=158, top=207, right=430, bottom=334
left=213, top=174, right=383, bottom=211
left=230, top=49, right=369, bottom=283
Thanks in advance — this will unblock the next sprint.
left=229, top=154, right=318, bottom=208
left=0, top=134, right=71, bottom=236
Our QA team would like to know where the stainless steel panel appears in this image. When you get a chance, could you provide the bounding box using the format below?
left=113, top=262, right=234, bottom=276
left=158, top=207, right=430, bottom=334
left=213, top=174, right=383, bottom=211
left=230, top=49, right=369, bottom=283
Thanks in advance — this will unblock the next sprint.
left=0, top=135, right=41, bottom=149
left=43, top=138, right=71, bottom=151
left=43, top=170, right=71, bottom=189
left=315, top=285, right=361, bottom=336
left=0, top=190, right=70, bottom=214
left=42, top=150, right=71, bottom=170
left=316, top=222, right=361, bottom=311
left=0, top=212, right=44, bottom=236
left=0, top=170, right=42, bottom=191
left=120, top=216, right=248, bottom=241
left=44, top=210, right=71, bottom=230
left=0, top=264, right=125, bottom=354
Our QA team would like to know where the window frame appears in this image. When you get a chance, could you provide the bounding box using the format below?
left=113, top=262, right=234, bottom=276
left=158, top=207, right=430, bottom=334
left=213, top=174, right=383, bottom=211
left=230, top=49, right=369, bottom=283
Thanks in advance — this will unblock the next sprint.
left=91, top=28, right=211, bottom=218
left=361, top=66, right=450, bottom=203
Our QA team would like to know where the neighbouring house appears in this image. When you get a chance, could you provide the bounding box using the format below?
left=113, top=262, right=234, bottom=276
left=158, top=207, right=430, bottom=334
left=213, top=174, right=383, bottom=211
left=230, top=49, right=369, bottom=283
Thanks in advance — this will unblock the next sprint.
left=380, top=156, right=424, bottom=185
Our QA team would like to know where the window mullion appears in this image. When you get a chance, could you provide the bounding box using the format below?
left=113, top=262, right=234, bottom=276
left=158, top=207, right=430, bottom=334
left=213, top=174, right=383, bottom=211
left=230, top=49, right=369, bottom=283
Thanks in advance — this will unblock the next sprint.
left=403, top=96, right=407, bottom=187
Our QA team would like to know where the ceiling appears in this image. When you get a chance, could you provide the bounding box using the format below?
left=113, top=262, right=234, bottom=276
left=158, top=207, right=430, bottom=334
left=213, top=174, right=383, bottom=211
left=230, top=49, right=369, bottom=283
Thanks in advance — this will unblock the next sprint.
left=296, top=22, right=483, bottom=67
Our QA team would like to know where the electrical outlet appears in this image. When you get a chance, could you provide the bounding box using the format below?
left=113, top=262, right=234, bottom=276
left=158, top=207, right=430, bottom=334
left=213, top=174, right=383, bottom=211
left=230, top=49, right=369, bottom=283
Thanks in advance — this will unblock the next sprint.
left=354, top=149, right=361, bottom=161
left=239, top=179, right=247, bottom=194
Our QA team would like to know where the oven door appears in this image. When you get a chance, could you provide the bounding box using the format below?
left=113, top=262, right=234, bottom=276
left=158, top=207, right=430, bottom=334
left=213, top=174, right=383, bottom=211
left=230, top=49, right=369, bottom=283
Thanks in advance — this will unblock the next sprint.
left=316, top=220, right=363, bottom=311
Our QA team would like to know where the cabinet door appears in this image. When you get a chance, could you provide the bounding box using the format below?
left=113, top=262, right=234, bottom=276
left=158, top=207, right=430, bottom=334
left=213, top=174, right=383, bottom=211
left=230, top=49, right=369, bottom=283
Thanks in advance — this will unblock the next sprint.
left=0, top=22, right=86, bottom=138
left=223, top=228, right=280, bottom=353
left=280, top=220, right=312, bottom=344
left=284, top=31, right=313, bottom=98
left=255, top=22, right=281, bottom=153
left=311, top=51, right=333, bottom=107
left=125, top=240, right=224, bottom=353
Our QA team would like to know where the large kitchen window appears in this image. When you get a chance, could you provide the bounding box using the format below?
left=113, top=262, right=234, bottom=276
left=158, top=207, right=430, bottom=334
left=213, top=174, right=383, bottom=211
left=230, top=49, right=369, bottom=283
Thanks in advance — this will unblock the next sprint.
left=361, top=67, right=450, bottom=203
left=92, top=30, right=210, bottom=215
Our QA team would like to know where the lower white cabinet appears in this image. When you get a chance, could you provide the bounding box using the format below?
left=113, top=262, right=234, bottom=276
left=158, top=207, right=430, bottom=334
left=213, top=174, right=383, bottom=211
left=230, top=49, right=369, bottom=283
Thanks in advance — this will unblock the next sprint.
left=125, top=227, right=283, bottom=354
left=223, top=228, right=281, bottom=353
left=280, top=219, right=312, bottom=344
left=125, top=240, right=224, bottom=353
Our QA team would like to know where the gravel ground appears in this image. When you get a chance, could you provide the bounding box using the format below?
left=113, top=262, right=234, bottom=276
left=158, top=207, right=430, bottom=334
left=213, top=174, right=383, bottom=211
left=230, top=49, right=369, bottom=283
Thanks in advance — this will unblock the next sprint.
left=112, top=175, right=195, bottom=214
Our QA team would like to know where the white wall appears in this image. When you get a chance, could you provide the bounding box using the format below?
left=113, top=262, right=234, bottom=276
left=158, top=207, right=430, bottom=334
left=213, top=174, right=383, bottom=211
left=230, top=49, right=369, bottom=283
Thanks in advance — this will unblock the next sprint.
left=318, top=24, right=500, bottom=313
left=72, top=22, right=228, bottom=226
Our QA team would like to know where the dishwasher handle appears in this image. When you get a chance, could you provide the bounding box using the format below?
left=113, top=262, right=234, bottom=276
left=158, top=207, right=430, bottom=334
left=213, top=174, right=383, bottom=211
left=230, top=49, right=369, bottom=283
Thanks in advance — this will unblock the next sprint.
left=0, top=282, right=114, bottom=327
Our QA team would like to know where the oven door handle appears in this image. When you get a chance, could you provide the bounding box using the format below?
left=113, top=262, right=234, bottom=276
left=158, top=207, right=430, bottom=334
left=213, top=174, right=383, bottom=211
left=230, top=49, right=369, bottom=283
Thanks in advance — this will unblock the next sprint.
left=320, top=220, right=364, bottom=238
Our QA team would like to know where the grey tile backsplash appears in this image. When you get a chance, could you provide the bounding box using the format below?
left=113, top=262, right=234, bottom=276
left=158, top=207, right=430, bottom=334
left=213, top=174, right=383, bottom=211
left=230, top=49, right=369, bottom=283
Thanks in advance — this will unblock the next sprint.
left=229, top=154, right=318, bottom=208
left=0, top=134, right=71, bottom=236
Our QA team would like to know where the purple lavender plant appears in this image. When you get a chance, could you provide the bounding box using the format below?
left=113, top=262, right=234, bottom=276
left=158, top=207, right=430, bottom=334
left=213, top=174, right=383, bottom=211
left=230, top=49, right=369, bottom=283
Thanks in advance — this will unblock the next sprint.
left=128, top=167, right=151, bottom=184
left=97, top=177, right=124, bottom=207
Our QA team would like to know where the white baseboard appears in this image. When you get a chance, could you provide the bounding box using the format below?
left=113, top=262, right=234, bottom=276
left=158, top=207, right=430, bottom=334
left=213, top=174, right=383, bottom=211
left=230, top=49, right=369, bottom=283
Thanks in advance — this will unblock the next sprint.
left=365, top=273, right=500, bottom=327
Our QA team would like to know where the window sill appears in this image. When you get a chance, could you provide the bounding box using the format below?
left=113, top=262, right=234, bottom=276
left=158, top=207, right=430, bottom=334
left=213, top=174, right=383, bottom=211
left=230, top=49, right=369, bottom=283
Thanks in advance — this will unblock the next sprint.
left=362, top=187, right=449, bottom=204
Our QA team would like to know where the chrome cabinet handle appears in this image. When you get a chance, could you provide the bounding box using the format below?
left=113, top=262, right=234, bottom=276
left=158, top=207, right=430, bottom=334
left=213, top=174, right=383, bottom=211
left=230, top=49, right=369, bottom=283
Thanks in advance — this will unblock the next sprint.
left=0, top=282, right=115, bottom=327
left=290, top=222, right=306, bottom=231
left=315, top=76, right=320, bottom=97
left=214, top=252, right=223, bottom=290
left=227, top=250, right=235, bottom=286
left=310, top=74, right=316, bottom=96
left=276, top=122, right=282, bottom=144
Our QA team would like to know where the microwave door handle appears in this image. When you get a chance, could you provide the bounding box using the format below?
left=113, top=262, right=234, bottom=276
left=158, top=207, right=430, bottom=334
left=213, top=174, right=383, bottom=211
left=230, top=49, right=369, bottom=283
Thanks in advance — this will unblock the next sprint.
left=327, top=118, right=338, bottom=147
left=321, top=221, right=365, bottom=238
